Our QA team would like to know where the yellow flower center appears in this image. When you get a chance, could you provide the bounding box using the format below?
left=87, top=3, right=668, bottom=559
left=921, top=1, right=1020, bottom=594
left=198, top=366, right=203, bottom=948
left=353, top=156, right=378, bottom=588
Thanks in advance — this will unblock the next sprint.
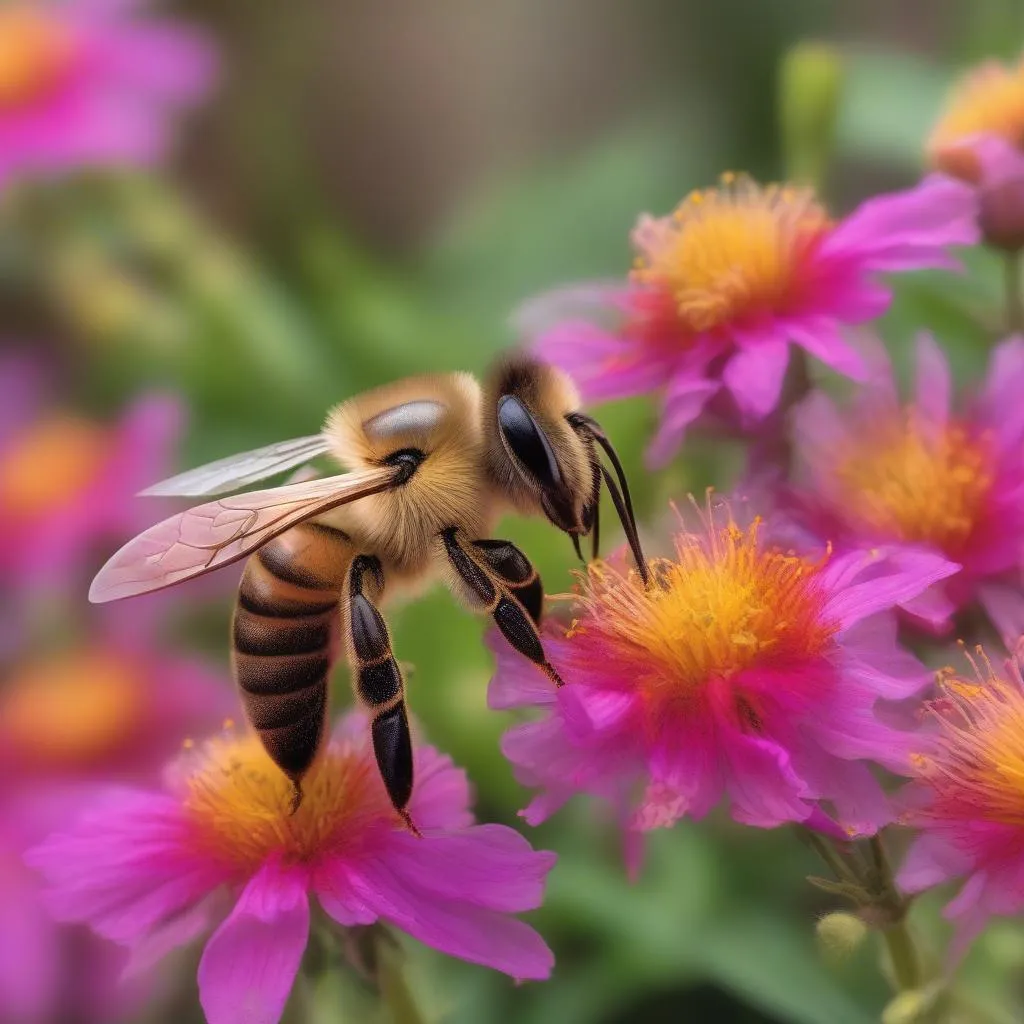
left=183, top=734, right=394, bottom=875
left=1, top=649, right=144, bottom=769
left=833, top=414, right=994, bottom=554
left=630, top=174, right=831, bottom=335
left=927, top=57, right=1024, bottom=181
left=569, top=521, right=835, bottom=702
left=915, top=656, right=1024, bottom=827
left=0, top=417, right=110, bottom=518
left=0, top=8, right=75, bottom=111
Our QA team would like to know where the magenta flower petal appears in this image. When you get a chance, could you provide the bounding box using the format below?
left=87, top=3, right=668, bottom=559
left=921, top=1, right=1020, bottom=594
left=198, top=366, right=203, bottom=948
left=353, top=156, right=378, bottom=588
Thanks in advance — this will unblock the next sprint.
left=527, top=170, right=973, bottom=459
left=198, top=859, right=309, bottom=1024
left=722, top=339, right=790, bottom=419
left=898, top=833, right=973, bottom=894
left=914, top=332, right=952, bottom=425
left=348, top=860, right=554, bottom=981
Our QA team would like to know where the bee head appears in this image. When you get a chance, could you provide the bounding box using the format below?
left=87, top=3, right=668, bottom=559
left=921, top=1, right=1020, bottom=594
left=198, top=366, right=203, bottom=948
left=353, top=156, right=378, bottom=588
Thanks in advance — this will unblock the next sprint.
left=484, top=356, right=648, bottom=582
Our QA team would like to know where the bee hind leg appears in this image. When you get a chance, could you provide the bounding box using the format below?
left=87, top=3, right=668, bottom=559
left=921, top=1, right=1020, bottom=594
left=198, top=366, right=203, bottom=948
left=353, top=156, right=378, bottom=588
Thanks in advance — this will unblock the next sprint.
left=443, top=529, right=563, bottom=687
left=343, top=555, right=418, bottom=835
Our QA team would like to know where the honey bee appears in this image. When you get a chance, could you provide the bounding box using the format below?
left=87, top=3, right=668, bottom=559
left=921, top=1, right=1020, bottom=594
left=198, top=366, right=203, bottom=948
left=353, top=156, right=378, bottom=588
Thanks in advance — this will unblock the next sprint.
left=90, top=355, right=647, bottom=830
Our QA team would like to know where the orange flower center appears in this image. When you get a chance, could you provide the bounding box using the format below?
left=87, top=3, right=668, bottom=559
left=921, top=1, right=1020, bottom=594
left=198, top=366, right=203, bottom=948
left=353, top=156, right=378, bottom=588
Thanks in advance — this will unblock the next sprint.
left=914, top=657, right=1024, bottom=828
left=1, top=649, right=144, bottom=769
left=630, top=174, right=831, bottom=334
left=0, top=417, right=110, bottom=518
left=569, top=521, right=835, bottom=699
left=833, top=413, right=994, bottom=554
left=927, top=58, right=1024, bottom=181
left=183, top=734, right=394, bottom=875
left=0, top=8, right=75, bottom=111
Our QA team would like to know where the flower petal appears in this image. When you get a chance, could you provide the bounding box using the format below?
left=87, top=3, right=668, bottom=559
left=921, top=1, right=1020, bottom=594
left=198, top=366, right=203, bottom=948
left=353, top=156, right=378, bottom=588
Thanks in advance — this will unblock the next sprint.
left=722, top=340, right=789, bottom=419
left=787, top=319, right=868, bottom=381
left=198, top=859, right=309, bottom=1024
left=348, top=861, right=554, bottom=980
left=898, top=833, right=972, bottom=894
left=914, top=332, right=951, bottom=426
left=645, top=375, right=720, bottom=469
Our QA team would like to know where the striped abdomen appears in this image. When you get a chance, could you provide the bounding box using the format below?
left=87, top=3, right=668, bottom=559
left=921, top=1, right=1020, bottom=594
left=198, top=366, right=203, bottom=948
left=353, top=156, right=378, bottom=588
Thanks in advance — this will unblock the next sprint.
left=232, top=522, right=352, bottom=800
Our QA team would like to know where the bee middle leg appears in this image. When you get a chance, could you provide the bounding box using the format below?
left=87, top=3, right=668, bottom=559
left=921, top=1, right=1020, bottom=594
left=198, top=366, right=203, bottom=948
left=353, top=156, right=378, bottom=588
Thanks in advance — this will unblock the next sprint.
left=442, top=528, right=563, bottom=687
left=343, top=554, right=418, bottom=835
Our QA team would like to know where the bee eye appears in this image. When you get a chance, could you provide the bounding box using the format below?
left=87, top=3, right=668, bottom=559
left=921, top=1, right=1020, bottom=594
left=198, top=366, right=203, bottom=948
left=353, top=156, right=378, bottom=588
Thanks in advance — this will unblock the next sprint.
left=497, top=395, right=562, bottom=490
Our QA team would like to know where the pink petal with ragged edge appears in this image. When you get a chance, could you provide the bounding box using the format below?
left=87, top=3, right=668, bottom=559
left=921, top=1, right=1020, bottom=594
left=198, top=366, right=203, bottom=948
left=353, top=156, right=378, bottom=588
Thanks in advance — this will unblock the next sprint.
left=977, top=582, right=1024, bottom=646
left=486, top=628, right=561, bottom=710
left=900, top=585, right=958, bottom=635
left=645, top=374, right=720, bottom=469
left=708, top=679, right=812, bottom=827
left=533, top=321, right=668, bottom=403
left=722, top=338, right=790, bottom=419
left=346, top=860, right=554, bottom=981
left=642, top=716, right=721, bottom=824
left=978, top=336, right=1024, bottom=448
left=25, top=788, right=224, bottom=945
left=514, top=280, right=632, bottom=338
left=557, top=683, right=635, bottom=739
left=820, top=174, right=979, bottom=268
left=818, top=760, right=893, bottom=836
left=822, top=548, right=960, bottom=631
left=407, top=744, right=474, bottom=832
left=786, top=317, right=868, bottom=381
left=122, top=896, right=215, bottom=981
left=914, top=332, right=952, bottom=427
left=898, top=832, right=973, bottom=894
left=837, top=615, right=932, bottom=700
left=198, top=859, right=309, bottom=1024
left=374, top=825, right=556, bottom=913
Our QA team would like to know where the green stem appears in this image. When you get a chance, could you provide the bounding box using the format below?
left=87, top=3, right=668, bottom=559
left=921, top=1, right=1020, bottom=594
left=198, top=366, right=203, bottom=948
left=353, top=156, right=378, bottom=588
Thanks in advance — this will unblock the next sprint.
left=882, top=918, right=922, bottom=993
left=1005, top=250, right=1024, bottom=334
left=799, top=827, right=860, bottom=888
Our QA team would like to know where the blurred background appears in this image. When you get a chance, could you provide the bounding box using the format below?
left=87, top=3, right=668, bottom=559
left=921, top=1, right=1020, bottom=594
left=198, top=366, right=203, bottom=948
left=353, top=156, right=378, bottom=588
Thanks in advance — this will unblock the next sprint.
left=3, top=1, right=1024, bottom=1022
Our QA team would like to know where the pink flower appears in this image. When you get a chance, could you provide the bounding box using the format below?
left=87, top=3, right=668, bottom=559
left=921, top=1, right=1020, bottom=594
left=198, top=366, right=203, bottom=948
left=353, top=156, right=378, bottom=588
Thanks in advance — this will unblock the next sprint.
left=489, top=508, right=957, bottom=864
left=28, top=714, right=556, bottom=1024
left=521, top=173, right=978, bottom=467
left=0, top=0, right=216, bottom=188
left=789, top=334, right=1024, bottom=642
left=0, top=615, right=232, bottom=1024
left=0, top=353, right=182, bottom=592
left=897, top=648, right=1024, bottom=960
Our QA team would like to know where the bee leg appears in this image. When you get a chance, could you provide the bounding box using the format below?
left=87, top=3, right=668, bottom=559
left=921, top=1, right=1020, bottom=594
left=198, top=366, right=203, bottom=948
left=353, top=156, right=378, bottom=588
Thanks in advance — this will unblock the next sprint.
left=343, top=555, right=420, bottom=837
left=471, top=538, right=544, bottom=625
left=443, top=529, right=563, bottom=687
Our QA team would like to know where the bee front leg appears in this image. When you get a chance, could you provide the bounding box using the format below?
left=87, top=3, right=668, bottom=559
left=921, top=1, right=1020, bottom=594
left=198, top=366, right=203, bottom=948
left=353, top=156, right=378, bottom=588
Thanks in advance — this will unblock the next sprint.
left=442, top=529, right=563, bottom=687
left=343, top=554, right=419, bottom=836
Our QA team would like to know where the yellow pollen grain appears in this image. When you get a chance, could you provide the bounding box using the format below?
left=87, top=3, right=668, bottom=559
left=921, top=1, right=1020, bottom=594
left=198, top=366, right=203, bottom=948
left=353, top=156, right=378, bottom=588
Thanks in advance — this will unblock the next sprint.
left=0, top=417, right=109, bottom=518
left=630, top=174, right=831, bottom=334
left=833, top=413, right=994, bottom=553
left=0, top=649, right=143, bottom=767
left=574, top=521, right=835, bottom=696
left=183, top=735, right=391, bottom=874
left=928, top=57, right=1024, bottom=180
left=0, top=8, right=75, bottom=110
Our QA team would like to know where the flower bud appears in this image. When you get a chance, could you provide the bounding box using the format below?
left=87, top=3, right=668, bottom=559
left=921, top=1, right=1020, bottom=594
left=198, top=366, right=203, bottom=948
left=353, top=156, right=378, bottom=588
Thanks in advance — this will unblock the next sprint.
left=778, top=41, right=845, bottom=189
left=881, top=988, right=940, bottom=1024
left=815, top=912, right=868, bottom=964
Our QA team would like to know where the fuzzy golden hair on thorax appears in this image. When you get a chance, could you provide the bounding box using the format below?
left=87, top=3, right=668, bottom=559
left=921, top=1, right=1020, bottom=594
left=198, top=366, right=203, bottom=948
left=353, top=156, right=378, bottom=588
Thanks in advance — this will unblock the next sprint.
left=321, top=373, right=497, bottom=571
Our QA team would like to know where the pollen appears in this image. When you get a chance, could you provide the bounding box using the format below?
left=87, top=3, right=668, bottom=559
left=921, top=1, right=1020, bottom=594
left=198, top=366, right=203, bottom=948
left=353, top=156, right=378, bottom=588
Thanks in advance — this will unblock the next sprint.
left=833, top=413, right=994, bottom=555
left=916, top=651, right=1024, bottom=829
left=0, top=649, right=143, bottom=769
left=570, top=520, right=836, bottom=700
left=183, top=733, right=394, bottom=875
left=0, top=8, right=75, bottom=111
left=630, top=174, right=831, bottom=334
left=0, top=417, right=109, bottom=518
left=927, top=57, right=1024, bottom=181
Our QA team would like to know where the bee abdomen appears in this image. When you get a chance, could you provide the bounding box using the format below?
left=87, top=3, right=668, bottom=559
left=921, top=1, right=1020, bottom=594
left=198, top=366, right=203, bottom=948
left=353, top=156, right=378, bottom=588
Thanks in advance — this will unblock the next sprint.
left=232, top=523, right=351, bottom=786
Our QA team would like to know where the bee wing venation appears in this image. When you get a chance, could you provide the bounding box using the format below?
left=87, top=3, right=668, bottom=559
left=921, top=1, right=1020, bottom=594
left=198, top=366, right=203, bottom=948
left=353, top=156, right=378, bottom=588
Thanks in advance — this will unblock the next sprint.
left=90, top=467, right=395, bottom=603
left=138, top=434, right=332, bottom=497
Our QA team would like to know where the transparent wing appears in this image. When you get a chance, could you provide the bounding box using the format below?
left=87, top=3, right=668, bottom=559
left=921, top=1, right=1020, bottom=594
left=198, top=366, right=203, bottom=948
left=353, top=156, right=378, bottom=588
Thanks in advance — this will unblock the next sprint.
left=90, top=466, right=395, bottom=603
left=139, top=434, right=332, bottom=498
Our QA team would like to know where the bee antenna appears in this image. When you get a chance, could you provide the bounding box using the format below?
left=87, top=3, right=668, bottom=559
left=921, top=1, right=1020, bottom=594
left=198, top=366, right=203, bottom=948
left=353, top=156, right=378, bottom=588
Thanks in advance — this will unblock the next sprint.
left=568, top=412, right=648, bottom=584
